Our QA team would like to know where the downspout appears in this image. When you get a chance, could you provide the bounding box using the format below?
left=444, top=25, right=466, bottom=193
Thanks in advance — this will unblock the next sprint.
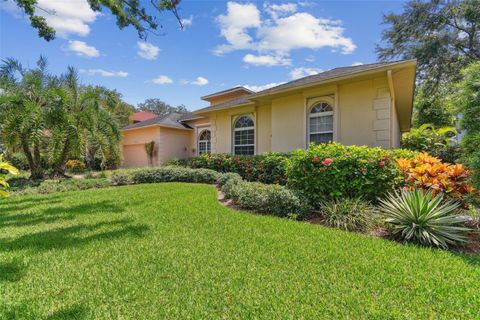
left=387, top=70, right=395, bottom=148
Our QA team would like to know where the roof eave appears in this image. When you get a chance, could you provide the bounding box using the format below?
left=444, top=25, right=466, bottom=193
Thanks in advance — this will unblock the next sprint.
left=122, top=123, right=192, bottom=131
left=192, top=102, right=255, bottom=115
left=249, top=59, right=417, bottom=100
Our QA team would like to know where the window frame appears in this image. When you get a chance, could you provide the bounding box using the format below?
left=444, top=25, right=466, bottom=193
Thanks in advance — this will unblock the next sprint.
left=307, top=97, right=335, bottom=146
left=232, top=114, right=255, bottom=155
left=197, top=129, right=211, bottom=155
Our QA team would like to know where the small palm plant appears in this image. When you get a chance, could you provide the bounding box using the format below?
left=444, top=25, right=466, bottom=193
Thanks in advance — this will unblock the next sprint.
left=0, top=155, right=19, bottom=198
left=379, top=189, right=471, bottom=248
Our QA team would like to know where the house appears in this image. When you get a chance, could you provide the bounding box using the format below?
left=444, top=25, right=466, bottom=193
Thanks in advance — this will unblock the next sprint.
left=130, top=111, right=158, bottom=123
left=121, top=59, right=416, bottom=168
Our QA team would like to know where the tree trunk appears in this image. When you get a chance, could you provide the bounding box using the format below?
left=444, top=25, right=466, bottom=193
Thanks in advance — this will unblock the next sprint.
left=21, top=139, right=43, bottom=180
left=53, top=137, right=71, bottom=177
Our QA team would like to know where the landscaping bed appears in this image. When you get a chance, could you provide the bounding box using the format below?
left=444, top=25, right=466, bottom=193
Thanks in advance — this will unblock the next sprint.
left=1, top=184, right=479, bottom=319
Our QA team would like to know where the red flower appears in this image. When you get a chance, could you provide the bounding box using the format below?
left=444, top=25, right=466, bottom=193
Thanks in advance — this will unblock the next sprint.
left=322, top=158, right=333, bottom=166
left=379, top=161, right=385, bottom=167
left=312, top=155, right=320, bottom=163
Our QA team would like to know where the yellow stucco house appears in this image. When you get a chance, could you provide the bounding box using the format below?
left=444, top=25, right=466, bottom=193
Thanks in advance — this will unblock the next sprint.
left=122, top=59, right=416, bottom=168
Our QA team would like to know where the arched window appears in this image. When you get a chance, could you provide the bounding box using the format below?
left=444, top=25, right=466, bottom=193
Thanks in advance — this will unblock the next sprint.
left=309, top=102, right=334, bottom=144
left=198, top=130, right=211, bottom=155
left=233, top=115, right=254, bottom=155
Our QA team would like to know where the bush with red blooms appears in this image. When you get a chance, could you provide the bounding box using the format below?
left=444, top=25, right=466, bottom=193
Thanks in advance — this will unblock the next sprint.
left=286, top=143, right=415, bottom=205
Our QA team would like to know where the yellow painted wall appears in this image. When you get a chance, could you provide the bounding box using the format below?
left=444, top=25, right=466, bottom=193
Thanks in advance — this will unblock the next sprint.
left=158, top=127, right=192, bottom=163
left=271, top=94, right=305, bottom=152
left=122, top=126, right=161, bottom=167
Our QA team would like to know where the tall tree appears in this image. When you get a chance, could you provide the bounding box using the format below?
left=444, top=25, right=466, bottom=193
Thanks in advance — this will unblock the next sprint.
left=455, top=62, right=480, bottom=188
left=0, top=57, right=125, bottom=178
left=9, top=0, right=183, bottom=41
left=137, top=98, right=188, bottom=117
left=377, top=0, right=480, bottom=126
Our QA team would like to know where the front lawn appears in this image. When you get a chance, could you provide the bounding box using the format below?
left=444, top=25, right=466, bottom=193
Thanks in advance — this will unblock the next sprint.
left=1, top=183, right=479, bottom=319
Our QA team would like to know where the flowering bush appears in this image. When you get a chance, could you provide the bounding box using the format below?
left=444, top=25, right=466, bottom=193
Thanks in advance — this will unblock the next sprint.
left=396, top=153, right=476, bottom=205
left=286, top=143, right=415, bottom=204
left=189, top=152, right=289, bottom=184
left=65, top=159, right=86, bottom=173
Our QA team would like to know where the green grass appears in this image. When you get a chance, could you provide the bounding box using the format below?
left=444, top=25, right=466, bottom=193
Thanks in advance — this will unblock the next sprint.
left=1, top=183, right=479, bottom=319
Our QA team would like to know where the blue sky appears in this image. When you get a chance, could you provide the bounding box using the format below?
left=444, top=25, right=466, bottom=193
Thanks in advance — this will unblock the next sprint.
left=0, top=0, right=406, bottom=111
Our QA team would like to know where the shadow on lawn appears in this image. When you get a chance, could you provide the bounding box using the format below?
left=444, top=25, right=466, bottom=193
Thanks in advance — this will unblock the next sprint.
left=0, top=218, right=148, bottom=252
left=45, top=303, right=89, bottom=320
left=0, top=258, right=26, bottom=282
left=0, top=200, right=125, bottom=229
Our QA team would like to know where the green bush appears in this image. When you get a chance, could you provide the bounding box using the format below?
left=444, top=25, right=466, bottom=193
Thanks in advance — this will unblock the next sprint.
left=133, top=166, right=221, bottom=184
left=221, top=177, right=309, bottom=218
left=379, top=189, right=471, bottom=248
left=217, top=172, right=242, bottom=187
left=401, top=124, right=459, bottom=163
left=163, top=158, right=189, bottom=167
left=189, top=152, right=289, bottom=184
left=286, top=143, right=414, bottom=204
left=111, top=171, right=132, bottom=186
left=317, top=198, right=377, bottom=232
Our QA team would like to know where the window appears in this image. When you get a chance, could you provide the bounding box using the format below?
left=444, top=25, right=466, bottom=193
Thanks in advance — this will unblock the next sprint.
left=198, top=129, right=211, bottom=155
left=233, top=115, right=254, bottom=155
left=309, top=102, right=333, bottom=144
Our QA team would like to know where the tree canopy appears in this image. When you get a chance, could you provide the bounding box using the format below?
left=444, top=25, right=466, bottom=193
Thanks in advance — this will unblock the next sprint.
left=137, top=98, right=188, bottom=117
left=9, top=0, right=183, bottom=41
left=377, top=0, right=479, bottom=90
left=0, top=56, right=132, bottom=178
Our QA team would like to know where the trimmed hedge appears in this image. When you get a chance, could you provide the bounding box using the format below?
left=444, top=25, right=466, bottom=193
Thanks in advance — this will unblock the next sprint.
left=220, top=173, right=309, bottom=218
left=133, top=166, right=221, bottom=184
left=189, top=153, right=289, bottom=184
left=286, top=143, right=415, bottom=204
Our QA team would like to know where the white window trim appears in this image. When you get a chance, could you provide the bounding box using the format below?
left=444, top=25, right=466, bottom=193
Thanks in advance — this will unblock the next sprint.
left=307, top=97, right=336, bottom=146
left=232, top=114, right=255, bottom=155
left=197, top=129, right=211, bottom=155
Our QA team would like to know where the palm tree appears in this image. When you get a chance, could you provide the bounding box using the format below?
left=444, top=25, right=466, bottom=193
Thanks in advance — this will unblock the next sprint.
left=0, top=57, right=123, bottom=178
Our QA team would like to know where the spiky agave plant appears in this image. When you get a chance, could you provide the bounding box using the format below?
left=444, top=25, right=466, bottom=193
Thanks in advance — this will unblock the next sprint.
left=379, top=189, right=471, bottom=248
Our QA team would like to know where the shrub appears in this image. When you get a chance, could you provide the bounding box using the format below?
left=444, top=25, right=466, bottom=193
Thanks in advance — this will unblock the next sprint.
left=401, top=124, right=459, bottom=162
left=222, top=179, right=309, bottom=218
left=379, top=189, right=471, bottom=248
left=286, top=143, right=415, bottom=204
left=217, top=172, right=242, bottom=187
left=189, top=152, right=289, bottom=184
left=396, top=153, right=476, bottom=206
left=164, top=158, right=189, bottom=167
left=133, top=166, right=221, bottom=184
left=65, top=160, right=86, bottom=173
left=317, top=198, right=377, bottom=232
left=0, top=155, right=19, bottom=197
left=111, top=171, right=132, bottom=186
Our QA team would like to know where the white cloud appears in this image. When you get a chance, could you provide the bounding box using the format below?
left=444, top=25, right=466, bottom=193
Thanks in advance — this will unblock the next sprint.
left=243, top=54, right=291, bottom=66
left=37, top=0, right=99, bottom=37
left=151, top=75, right=173, bottom=85
left=214, top=2, right=261, bottom=55
left=289, top=67, right=322, bottom=80
left=137, top=42, right=160, bottom=60
left=243, top=82, right=285, bottom=92
left=181, top=15, right=193, bottom=28
left=214, top=2, right=356, bottom=64
left=264, top=3, right=297, bottom=19
left=351, top=61, right=364, bottom=66
left=66, top=40, right=100, bottom=57
left=305, top=55, right=315, bottom=62
left=191, top=76, right=209, bottom=86
left=80, top=69, right=128, bottom=77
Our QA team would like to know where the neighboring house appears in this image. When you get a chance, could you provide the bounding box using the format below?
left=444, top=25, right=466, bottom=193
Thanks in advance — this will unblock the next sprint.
left=130, top=111, right=158, bottom=123
left=121, top=60, right=416, bottom=168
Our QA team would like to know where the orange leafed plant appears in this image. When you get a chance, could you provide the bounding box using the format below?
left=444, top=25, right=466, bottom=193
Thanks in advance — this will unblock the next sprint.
left=396, top=153, right=476, bottom=204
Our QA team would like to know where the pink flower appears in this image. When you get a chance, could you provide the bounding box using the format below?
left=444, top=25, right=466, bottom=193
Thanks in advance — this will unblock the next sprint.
left=312, top=155, right=320, bottom=163
left=322, top=158, right=333, bottom=166
left=379, top=161, right=385, bottom=167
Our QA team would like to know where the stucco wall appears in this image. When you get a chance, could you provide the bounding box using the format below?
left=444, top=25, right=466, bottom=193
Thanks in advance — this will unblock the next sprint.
left=198, top=73, right=396, bottom=154
left=122, top=126, right=161, bottom=167
left=158, top=127, right=192, bottom=163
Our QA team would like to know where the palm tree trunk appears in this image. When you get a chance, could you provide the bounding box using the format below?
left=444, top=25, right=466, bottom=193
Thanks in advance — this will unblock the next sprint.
left=53, top=137, right=71, bottom=177
left=21, top=139, right=43, bottom=179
